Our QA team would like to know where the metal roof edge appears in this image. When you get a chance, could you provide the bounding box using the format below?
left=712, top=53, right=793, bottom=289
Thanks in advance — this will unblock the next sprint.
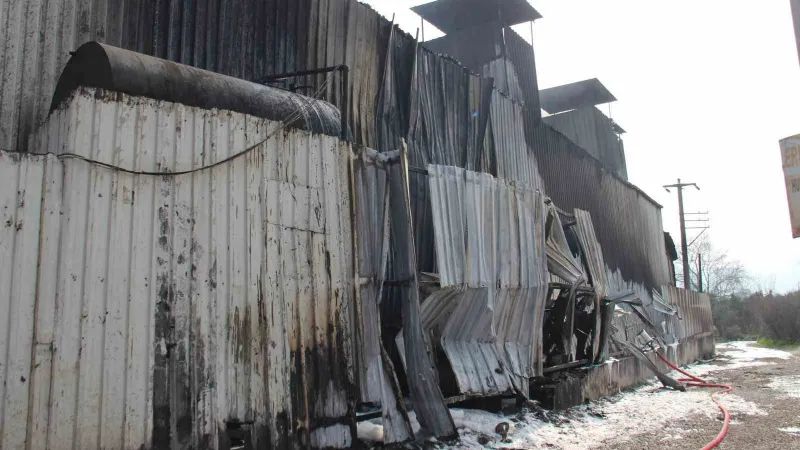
left=540, top=123, right=663, bottom=209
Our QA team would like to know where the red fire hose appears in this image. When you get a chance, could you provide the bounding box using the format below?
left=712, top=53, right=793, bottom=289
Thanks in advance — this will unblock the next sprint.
left=657, top=352, right=732, bottom=450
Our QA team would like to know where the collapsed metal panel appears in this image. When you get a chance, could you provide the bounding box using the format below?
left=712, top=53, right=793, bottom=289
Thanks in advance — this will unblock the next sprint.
left=574, top=210, right=607, bottom=299
left=11, top=87, right=357, bottom=449
left=532, top=122, right=671, bottom=290
left=388, top=152, right=457, bottom=440
left=423, top=164, right=548, bottom=397
left=350, top=148, right=414, bottom=444
left=605, top=267, right=662, bottom=348
left=545, top=205, right=585, bottom=286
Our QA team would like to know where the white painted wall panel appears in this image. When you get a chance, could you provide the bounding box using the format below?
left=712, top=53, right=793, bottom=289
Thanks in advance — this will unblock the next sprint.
left=2, top=87, right=356, bottom=449
left=0, top=151, right=50, bottom=450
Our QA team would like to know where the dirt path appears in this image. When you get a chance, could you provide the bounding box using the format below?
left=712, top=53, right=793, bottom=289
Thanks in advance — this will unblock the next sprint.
left=606, top=344, right=800, bottom=450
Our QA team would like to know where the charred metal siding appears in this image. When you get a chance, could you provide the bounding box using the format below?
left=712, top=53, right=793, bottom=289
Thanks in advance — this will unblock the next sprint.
left=531, top=123, right=670, bottom=290
left=503, top=26, right=541, bottom=126
left=3, top=87, right=357, bottom=449
left=490, top=91, right=544, bottom=192
left=351, top=150, right=390, bottom=405
left=542, top=107, right=627, bottom=180
left=350, top=148, right=415, bottom=444
left=402, top=47, right=543, bottom=280
left=403, top=48, right=493, bottom=284
left=422, top=165, right=548, bottom=396
left=421, top=25, right=541, bottom=122
left=0, top=0, right=395, bottom=152
left=663, top=286, right=714, bottom=341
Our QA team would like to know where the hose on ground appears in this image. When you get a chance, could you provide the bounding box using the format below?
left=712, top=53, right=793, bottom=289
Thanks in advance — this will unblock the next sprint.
left=656, top=352, right=732, bottom=450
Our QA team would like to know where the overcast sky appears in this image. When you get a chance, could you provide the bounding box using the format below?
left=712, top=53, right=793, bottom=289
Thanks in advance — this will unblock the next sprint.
left=363, top=0, right=800, bottom=293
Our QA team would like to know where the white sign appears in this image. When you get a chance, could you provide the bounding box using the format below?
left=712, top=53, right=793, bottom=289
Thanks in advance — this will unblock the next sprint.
left=780, top=135, right=800, bottom=238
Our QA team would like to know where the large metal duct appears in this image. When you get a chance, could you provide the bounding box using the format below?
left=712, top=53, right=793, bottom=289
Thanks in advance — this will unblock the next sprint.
left=50, top=42, right=342, bottom=137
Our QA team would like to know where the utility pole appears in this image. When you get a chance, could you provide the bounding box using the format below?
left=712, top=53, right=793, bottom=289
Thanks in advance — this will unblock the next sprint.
left=664, top=179, right=700, bottom=290
left=697, top=253, right=703, bottom=292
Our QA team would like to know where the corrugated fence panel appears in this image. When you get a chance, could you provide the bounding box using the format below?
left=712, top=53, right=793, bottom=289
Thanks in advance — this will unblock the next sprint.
left=532, top=122, right=670, bottom=290
left=4, top=87, right=356, bottom=449
left=663, top=286, right=713, bottom=341
left=1, top=0, right=396, bottom=153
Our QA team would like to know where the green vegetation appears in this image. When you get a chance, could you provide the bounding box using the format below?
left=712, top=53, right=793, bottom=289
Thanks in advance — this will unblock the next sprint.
left=755, top=337, right=800, bottom=349
left=713, top=290, right=800, bottom=344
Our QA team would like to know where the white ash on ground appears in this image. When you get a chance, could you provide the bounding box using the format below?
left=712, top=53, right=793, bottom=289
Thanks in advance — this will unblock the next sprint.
left=356, top=341, right=790, bottom=449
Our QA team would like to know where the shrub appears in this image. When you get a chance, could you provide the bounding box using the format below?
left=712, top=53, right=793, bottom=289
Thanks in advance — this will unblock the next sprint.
left=755, top=292, right=800, bottom=343
left=711, top=290, right=800, bottom=344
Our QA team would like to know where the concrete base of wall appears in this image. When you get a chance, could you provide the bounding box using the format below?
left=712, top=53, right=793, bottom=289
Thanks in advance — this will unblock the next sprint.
left=534, top=333, right=715, bottom=410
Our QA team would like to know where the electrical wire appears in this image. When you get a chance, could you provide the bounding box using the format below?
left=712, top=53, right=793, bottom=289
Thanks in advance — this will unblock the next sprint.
left=55, top=75, right=333, bottom=177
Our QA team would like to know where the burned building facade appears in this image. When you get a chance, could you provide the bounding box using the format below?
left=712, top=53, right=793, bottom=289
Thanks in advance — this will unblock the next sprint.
left=0, top=0, right=713, bottom=448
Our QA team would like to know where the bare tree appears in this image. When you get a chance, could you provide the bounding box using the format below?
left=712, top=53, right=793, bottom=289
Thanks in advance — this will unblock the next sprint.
left=675, top=236, right=751, bottom=298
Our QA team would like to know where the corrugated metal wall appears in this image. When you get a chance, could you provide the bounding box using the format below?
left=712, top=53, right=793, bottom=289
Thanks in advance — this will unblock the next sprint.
left=422, top=164, right=548, bottom=396
left=503, top=26, right=541, bottom=129
left=422, top=25, right=541, bottom=123
left=3, top=87, right=357, bottom=449
left=663, top=286, right=714, bottom=341
left=542, top=107, right=627, bottom=180
left=0, top=0, right=396, bottom=152
left=0, top=151, right=54, bottom=450
left=351, top=149, right=389, bottom=405
left=532, top=122, right=671, bottom=290
left=490, top=91, right=544, bottom=192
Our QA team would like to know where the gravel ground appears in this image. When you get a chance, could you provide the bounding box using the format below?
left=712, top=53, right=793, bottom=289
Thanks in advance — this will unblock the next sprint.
left=606, top=345, right=800, bottom=450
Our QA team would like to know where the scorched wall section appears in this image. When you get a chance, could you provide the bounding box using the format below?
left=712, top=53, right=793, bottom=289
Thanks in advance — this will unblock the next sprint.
left=2, top=87, right=357, bottom=449
left=0, top=0, right=394, bottom=152
left=531, top=123, right=671, bottom=290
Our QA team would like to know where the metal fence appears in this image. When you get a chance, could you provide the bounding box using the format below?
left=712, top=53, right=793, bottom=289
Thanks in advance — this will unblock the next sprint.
left=663, top=286, right=714, bottom=341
